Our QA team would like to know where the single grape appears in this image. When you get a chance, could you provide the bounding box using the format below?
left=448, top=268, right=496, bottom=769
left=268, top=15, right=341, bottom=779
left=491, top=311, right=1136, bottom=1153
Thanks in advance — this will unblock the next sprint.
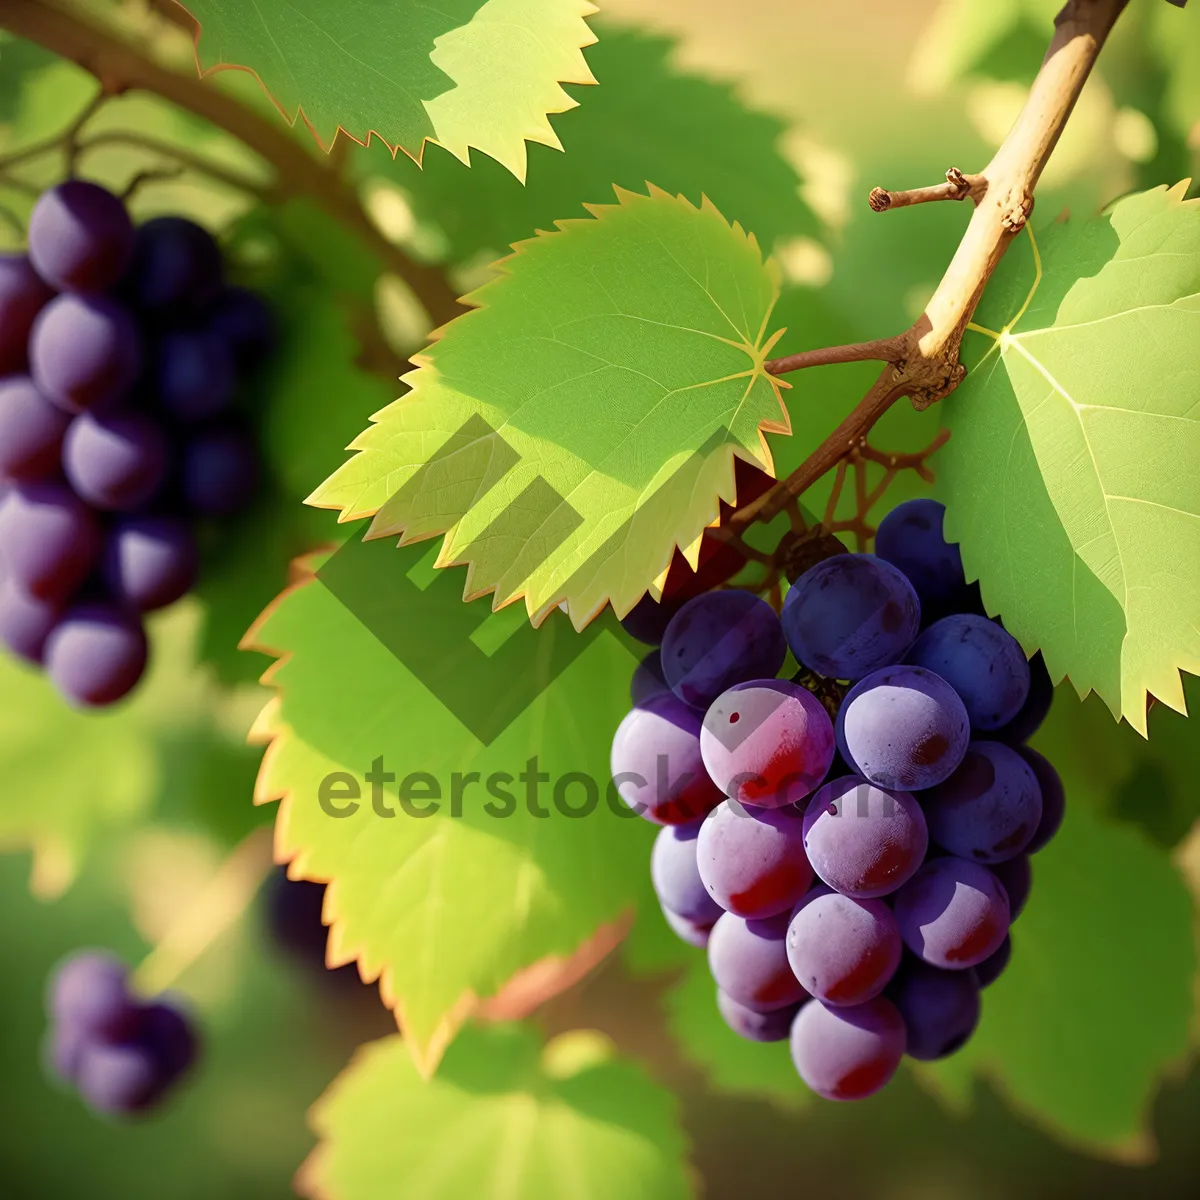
left=155, top=329, right=235, bottom=423
left=874, top=498, right=967, bottom=611
left=991, top=855, right=1031, bottom=921
left=44, top=1022, right=89, bottom=1084
left=996, top=651, right=1053, bottom=743
left=124, top=216, right=222, bottom=314
left=610, top=692, right=724, bottom=825
left=907, top=614, right=1031, bottom=731
left=836, top=664, right=969, bottom=791
left=717, top=990, right=801, bottom=1042
left=0, top=375, right=71, bottom=481
left=782, top=554, right=920, bottom=681
left=663, top=906, right=714, bottom=949
left=47, top=951, right=137, bottom=1040
left=619, top=592, right=683, bottom=646
left=707, top=911, right=808, bottom=1010
left=886, top=958, right=980, bottom=1060
left=789, top=996, right=906, bottom=1101
left=631, top=649, right=671, bottom=708
left=0, top=479, right=101, bottom=601
left=208, top=285, right=274, bottom=368
left=27, top=180, right=134, bottom=293
left=181, top=424, right=259, bottom=516
left=45, top=602, right=149, bottom=707
left=786, top=886, right=902, bottom=1007
left=0, top=254, right=54, bottom=373
left=0, top=575, right=61, bottom=664
left=660, top=590, right=786, bottom=710
left=923, top=741, right=1042, bottom=863
left=137, top=1001, right=198, bottom=1082
left=652, top=820, right=725, bottom=925
left=102, top=515, right=198, bottom=612
left=696, top=800, right=812, bottom=919
left=75, top=1041, right=164, bottom=1115
left=975, top=934, right=1012, bottom=988
left=1015, top=745, right=1065, bottom=853
left=801, top=776, right=928, bottom=899
left=30, top=293, right=142, bottom=413
left=62, top=409, right=170, bottom=512
left=893, top=857, right=1010, bottom=969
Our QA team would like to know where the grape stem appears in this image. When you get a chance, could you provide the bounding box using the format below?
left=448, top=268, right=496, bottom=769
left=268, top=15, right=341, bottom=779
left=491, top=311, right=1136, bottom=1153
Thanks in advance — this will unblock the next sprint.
left=738, top=0, right=1129, bottom=537
left=0, top=0, right=463, bottom=329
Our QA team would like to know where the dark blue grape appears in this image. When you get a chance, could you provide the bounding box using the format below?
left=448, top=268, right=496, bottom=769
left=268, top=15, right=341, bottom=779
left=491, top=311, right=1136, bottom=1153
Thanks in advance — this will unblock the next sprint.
left=874, top=498, right=966, bottom=611
left=0, top=375, right=71, bottom=482
left=717, top=990, right=801, bottom=1042
left=1016, top=745, right=1064, bottom=853
left=137, top=1000, right=198, bottom=1082
left=181, top=424, right=259, bottom=516
left=208, top=286, right=274, bottom=368
left=887, top=957, right=980, bottom=1060
left=630, top=649, right=671, bottom=708
left=45, top=602, right=148, bottom=707
left=0, top=479, right=102, bottom=601
left=102, top=515, right=197, bottom=612
left=782, top=554, right=920, bottom=681
left=28, top=181, right=134, bottom=293
left=155, top=329, right=235, bottom=423
left=975, top=934, right=1011, bottom=987
left=0, top=575, right=60, bottom=664
left=125, top=216, right=222, bottom=315
left=661, top=589, right=786, bottom=709
left=63, top=409, right=170, bottom=511
left=0, top=254, right=54, bottom=373
left=75, top=1041, right=164, bottom=1115
left=619, top=592, right=683, bottom=645
left=47, top=951, right=137, bottom=1041
left=893, top=857, right=1010, bottom=969
left=991, top=855, right=1031, bottom=920
left=996, top=651, right=1053, bottom=743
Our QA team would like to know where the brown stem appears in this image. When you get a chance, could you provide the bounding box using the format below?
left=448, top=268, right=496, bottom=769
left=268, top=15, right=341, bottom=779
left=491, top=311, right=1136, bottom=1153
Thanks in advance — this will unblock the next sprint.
left=735, top=0, right=1128, bottom=532
left=766, top=333, right=907, bottom=376
left=868, top=167, right=985, bottom=212
left=0, top=0, right=462, bottom=328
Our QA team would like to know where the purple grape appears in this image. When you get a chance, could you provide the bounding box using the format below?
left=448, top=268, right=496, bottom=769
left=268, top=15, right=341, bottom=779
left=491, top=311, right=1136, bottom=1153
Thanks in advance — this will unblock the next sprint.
left=717, top=990, right=801, bottom=1042
left=29, top=293, right=142, bottom=413
left=652, top=820, right=725, bottom=924
left=47, top=951, right=137, bottom=1040
left=782, top=554, right=920, bottom=681
left=801, top=776, right=928, bottom=899
left=789, top=996, right=906, bottom=1101
left=893, top=857, right=1010, bottom=969
left=137, top=1001, right=198, bottom=1082
left=696, top=800, right=813, bottom=919
left=76, top=1041, right=164, bottom=1115
left=708, top=911, right=808, bottom=1010
left=208, top=285, right=274, bottom=368
left=180, top=424, right=259, bottom=516
left=125, top=216, right=222, bottom=314
left=0, top=575, right=60, bottom=664
left=44, top=1022, right=89, bottom=1084
left=0, top=255, right=54, bottom=373
left=102, top=515, right=197, bottom=612
left=0, top=375, right=71, bottom=481
left=975, top=934, right=1012, bottom=987
left=63, top=409, right=170, bottom=512
left=661, top=590, right=786, bottom=709
left=786, top=886, right=902, bottom=1007
left=874, top=498, right=966, bottom=611
left=27, top=181, right=134, bottom=293
left=996, top=651, right=1053, bottom=743
left=0, top=479, right=101, bottom=601
left=631, top=649, right=671, bottom=708
left=991, top=855, right=1031, bottom=920
left=923, top=741, right=1042, bottom=863
left=45, top=602, right=148, bottom=707
left=700, top=679, right=835, bottom=808
left=155, top=329, right=235, bottom=422
left=619, top=592, right=683, bottom=646
left=836, top=664, right=969, bottom=790
left=907, top=614, right=1031, bottom=731
left=610, top=692, right=724, bottom=825
left=1016, top=745, right=1064, bottom=853
left=663, top=905, right=713, bottom=948
left=887, top=958, right=980, bottom=1060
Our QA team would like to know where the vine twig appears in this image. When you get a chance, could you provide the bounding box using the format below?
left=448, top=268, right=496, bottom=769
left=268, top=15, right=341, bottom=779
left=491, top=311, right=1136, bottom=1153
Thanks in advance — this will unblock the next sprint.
left=868, top=167, right=986, bottom=212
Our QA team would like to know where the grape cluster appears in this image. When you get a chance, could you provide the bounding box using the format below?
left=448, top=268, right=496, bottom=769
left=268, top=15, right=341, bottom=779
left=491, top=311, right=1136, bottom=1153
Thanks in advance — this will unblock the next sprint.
left=0, top=180, right=271, bottom=707
left=613, top=498, right=1063, bottom=1101
left=44, top=951, right=197, bottom=1117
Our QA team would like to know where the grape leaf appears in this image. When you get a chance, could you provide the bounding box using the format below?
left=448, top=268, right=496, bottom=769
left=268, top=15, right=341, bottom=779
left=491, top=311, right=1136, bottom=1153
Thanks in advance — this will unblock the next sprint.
left=916, top=802, right=1196, bottom=1156
left=181, top=0, right=597, bottom=178
left=937, top=185, right=1200, bottom=733
left=244, top=539, right=650, bottom=1074
left=361, top=26, right=816, bottom=265
left=309, top=186, right=789, bottom=629
left=298, top=1027, right=690, bottom=1200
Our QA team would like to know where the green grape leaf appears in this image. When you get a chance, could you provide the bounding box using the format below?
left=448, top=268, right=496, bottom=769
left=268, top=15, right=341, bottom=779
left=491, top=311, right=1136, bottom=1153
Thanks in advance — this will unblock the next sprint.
left=917, top=802, right=1196, bottom=1156
left=936, top=185, right=1200, bottom=733
left=298, top=1027, right=690, bottom=1200
left=245, top=539, right=650, bottom=1074
left=310, top=186, right=789, bottom=629
left=361, top=26, right=816, bottom=264
left=181, top=0, right=597, bottom=178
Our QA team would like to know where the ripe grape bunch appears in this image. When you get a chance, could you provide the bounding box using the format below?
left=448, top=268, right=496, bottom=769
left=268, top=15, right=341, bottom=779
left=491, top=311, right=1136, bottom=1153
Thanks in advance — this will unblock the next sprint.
left=44, top=951, right=198, bottom=1117
left=0, top=179, right=272, bottom=707
left=612, top=499, right=1063, bottom=1101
